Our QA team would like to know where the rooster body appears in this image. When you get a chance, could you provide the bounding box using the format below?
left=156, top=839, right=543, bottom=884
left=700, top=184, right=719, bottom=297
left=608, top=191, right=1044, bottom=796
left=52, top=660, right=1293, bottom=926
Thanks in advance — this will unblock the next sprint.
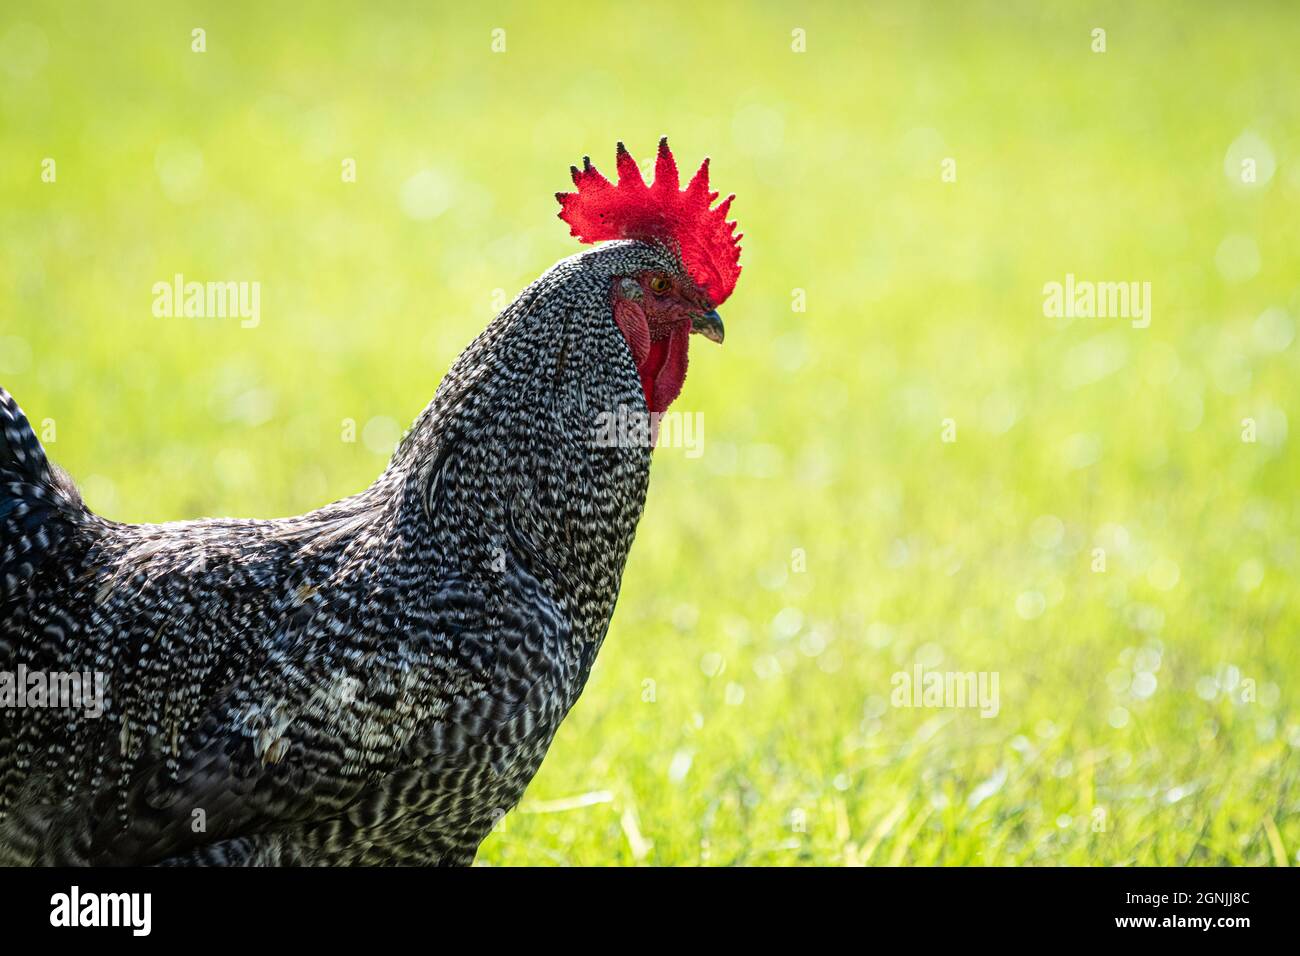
left=0, top=141, right=741, bottom=865
left=2, top=244, right=662, bottom=865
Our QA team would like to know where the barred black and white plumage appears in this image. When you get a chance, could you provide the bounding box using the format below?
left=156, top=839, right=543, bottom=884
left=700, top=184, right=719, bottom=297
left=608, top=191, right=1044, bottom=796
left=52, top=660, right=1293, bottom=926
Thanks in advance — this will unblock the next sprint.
left=0, top=237, right=718, bottom=865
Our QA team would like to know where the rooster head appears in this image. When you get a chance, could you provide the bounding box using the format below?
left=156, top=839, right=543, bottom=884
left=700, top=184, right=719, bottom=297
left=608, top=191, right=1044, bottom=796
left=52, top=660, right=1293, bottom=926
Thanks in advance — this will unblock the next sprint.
left=557, top=138, right=742, bottom=412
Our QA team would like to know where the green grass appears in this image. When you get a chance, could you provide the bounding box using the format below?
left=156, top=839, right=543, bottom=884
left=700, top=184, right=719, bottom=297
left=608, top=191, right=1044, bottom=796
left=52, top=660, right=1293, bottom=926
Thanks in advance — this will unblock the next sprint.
left=2, top=1, right=1298, bottom=865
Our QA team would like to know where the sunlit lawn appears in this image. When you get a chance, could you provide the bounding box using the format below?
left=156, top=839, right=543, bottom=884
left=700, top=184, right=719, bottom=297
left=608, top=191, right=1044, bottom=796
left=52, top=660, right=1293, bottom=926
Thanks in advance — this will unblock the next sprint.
left=1, top=1, right=1297, bottom=864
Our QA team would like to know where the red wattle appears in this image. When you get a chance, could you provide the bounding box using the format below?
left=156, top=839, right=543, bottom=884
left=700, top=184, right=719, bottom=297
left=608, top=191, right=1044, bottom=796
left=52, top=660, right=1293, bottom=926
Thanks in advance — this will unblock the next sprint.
left=640, top=338, right=670, bottom=410
left=649, top=325, right=690, bottom=413
left=613, top=302, right=690, bottom=414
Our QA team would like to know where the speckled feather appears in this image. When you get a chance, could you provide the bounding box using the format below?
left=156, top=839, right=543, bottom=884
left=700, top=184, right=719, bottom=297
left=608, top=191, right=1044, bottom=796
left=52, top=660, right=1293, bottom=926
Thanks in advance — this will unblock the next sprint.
left=0, top=240, right=690, bottom=865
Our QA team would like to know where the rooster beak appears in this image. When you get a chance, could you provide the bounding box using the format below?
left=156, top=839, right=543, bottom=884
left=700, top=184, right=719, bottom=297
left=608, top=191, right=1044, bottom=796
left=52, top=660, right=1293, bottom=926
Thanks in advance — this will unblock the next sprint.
left=691, top=310, right=725, bottom=344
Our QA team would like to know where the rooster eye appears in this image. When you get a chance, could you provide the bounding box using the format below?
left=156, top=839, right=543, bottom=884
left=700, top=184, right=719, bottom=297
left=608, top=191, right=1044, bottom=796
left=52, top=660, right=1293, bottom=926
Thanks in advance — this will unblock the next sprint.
left=648, top=276, right=671, bottom=294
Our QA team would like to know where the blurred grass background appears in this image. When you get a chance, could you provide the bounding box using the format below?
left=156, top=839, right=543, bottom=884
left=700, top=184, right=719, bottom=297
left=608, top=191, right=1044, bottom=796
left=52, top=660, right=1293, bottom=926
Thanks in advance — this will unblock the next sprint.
left=2, top=1, right=1298, bottom=865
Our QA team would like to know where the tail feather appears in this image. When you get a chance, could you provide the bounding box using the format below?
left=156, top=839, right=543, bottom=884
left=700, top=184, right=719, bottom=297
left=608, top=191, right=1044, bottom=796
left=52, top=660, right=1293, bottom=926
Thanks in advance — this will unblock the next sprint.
left=0, top=387, right=53, bottom=480
left=0, top=387, right=87, bottom=601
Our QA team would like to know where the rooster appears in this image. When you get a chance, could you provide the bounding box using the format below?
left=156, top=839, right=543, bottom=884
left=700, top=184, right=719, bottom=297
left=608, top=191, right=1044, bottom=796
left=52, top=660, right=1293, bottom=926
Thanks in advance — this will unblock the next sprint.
left=0, top=139, right=741, bottom=865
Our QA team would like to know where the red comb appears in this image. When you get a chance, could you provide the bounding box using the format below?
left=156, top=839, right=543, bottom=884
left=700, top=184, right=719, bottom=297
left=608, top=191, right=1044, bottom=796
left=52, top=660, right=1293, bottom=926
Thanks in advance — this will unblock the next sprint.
left=556, top=138, right=742, bottom=306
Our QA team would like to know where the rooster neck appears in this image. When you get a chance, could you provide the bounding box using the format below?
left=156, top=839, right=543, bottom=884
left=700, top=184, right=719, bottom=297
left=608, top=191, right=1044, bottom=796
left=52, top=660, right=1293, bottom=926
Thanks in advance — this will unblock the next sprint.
left=381, top=245, right=660, bottom=644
